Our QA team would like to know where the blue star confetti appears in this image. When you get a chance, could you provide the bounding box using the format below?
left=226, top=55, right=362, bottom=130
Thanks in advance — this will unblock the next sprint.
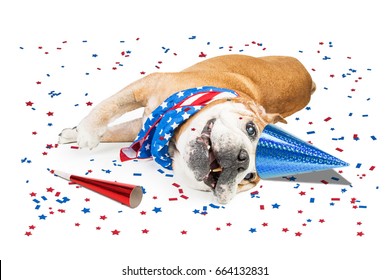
left=19, top=37, right=379, bottom=239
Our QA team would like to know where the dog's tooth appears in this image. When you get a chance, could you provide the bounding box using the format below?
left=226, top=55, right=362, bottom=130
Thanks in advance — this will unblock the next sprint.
left=212, top=167, right=223, bottom=172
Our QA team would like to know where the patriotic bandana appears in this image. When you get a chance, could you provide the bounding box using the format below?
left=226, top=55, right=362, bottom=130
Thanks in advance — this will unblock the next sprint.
left=120, top=86, right=239, bottom=170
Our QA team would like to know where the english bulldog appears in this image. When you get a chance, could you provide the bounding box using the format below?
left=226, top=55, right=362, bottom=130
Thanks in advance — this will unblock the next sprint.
left=59, top=54, right=315, bottom=204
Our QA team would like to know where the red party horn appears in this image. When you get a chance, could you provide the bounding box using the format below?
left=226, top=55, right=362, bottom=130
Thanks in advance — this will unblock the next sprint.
left=54, top=170, right=143, bottom=208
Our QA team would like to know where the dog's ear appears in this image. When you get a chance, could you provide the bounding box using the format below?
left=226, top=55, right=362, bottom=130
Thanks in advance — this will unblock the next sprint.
left=263, top=113, right=287, bottom=124
left=256, top=104, right=287, bottom=124
left=239, top=99, right=288, bottom=125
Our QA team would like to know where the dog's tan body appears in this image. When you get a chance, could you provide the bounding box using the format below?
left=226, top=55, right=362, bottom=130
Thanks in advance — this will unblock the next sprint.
left=59, top=54, right=315, bottom=203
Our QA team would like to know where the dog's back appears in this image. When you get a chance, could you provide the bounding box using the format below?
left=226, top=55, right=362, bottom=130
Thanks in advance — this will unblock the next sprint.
left=182, top=54, right=315, bottom=117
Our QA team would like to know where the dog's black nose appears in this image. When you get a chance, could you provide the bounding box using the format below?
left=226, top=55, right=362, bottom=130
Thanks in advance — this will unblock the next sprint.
left=237, top=149, right=249, bottom=172
left=238, top=149, right=248, bottom=161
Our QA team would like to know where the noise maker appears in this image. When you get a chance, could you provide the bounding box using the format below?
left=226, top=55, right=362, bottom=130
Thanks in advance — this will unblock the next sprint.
left=53, top=170, right=143, bottom=208
left=256, top=124, right=349, bottom=179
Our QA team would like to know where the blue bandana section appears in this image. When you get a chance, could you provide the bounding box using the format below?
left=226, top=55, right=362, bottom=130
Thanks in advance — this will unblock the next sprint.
left=120, top=86, right=239, bottom=169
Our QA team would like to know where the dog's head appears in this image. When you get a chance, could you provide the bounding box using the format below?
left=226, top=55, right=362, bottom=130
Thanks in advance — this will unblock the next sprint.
left=170, top=97, right=286, bottom=204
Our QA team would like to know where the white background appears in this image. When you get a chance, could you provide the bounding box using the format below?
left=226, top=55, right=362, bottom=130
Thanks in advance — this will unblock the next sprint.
left=1, top=0, right=388, bottom=279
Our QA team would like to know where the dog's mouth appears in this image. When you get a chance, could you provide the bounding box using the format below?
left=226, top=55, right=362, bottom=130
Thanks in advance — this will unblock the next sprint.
left=198, top=119, right=223, bottom=189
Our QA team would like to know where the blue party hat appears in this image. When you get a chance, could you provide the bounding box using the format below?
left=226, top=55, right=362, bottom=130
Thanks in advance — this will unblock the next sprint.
left=256, top=124, right=349, bottom=179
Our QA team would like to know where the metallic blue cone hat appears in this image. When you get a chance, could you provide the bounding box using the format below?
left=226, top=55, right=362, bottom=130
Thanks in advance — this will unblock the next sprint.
left=256, top=124, right=349, bottom=179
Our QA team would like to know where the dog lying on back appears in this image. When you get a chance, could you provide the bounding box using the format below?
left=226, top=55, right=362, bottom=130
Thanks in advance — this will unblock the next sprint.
left=59, top=54, right=315, bottom=203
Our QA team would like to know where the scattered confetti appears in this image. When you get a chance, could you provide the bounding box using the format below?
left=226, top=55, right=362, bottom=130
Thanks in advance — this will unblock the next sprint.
left=18, top=37, right=379, bottom=239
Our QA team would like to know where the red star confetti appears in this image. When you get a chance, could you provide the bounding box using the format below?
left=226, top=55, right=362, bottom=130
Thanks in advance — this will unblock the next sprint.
left=19, top=37, right=379, bottom=240
left=111, top=229, right=120, bottom=235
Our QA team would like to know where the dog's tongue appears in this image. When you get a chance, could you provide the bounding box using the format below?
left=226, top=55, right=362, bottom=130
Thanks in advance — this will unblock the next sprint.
left=213, top=168, right=237, bottom=204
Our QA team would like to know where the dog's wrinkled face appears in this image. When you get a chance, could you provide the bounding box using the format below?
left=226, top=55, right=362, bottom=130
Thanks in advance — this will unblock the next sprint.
left=171, top=98, right=286, bottom=204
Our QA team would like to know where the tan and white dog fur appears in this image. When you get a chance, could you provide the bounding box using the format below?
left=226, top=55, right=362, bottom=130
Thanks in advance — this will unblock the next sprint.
left=59, top=54, right=315, bottom=204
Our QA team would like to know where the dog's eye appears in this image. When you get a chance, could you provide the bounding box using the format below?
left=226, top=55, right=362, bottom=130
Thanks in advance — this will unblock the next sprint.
left=246, top=122, right=257, bottom=137
left=244, top=172, right=255, bottom=181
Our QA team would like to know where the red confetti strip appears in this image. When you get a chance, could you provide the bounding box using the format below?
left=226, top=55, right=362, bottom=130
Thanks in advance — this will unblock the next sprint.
left=21, top=37, right=377, bottom=239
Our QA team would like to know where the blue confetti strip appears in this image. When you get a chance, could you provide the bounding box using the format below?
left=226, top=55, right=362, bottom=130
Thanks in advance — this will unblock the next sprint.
left=21, top=157, right=32, bottom=164
left=21, top=37, right=378, bottom=239
left=48, top=91, right=61, bottom=98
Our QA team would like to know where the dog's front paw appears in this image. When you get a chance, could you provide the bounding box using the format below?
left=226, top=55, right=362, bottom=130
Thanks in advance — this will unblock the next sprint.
left=58, top=127, right=78, bottom=144
left=76, top=122, right=105, bottom=149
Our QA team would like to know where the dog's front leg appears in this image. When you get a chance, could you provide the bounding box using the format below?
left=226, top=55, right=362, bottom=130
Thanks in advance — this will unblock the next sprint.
left=59, top=71, right=203, bottom=149
left=59, top=83, right=144, bottom=149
